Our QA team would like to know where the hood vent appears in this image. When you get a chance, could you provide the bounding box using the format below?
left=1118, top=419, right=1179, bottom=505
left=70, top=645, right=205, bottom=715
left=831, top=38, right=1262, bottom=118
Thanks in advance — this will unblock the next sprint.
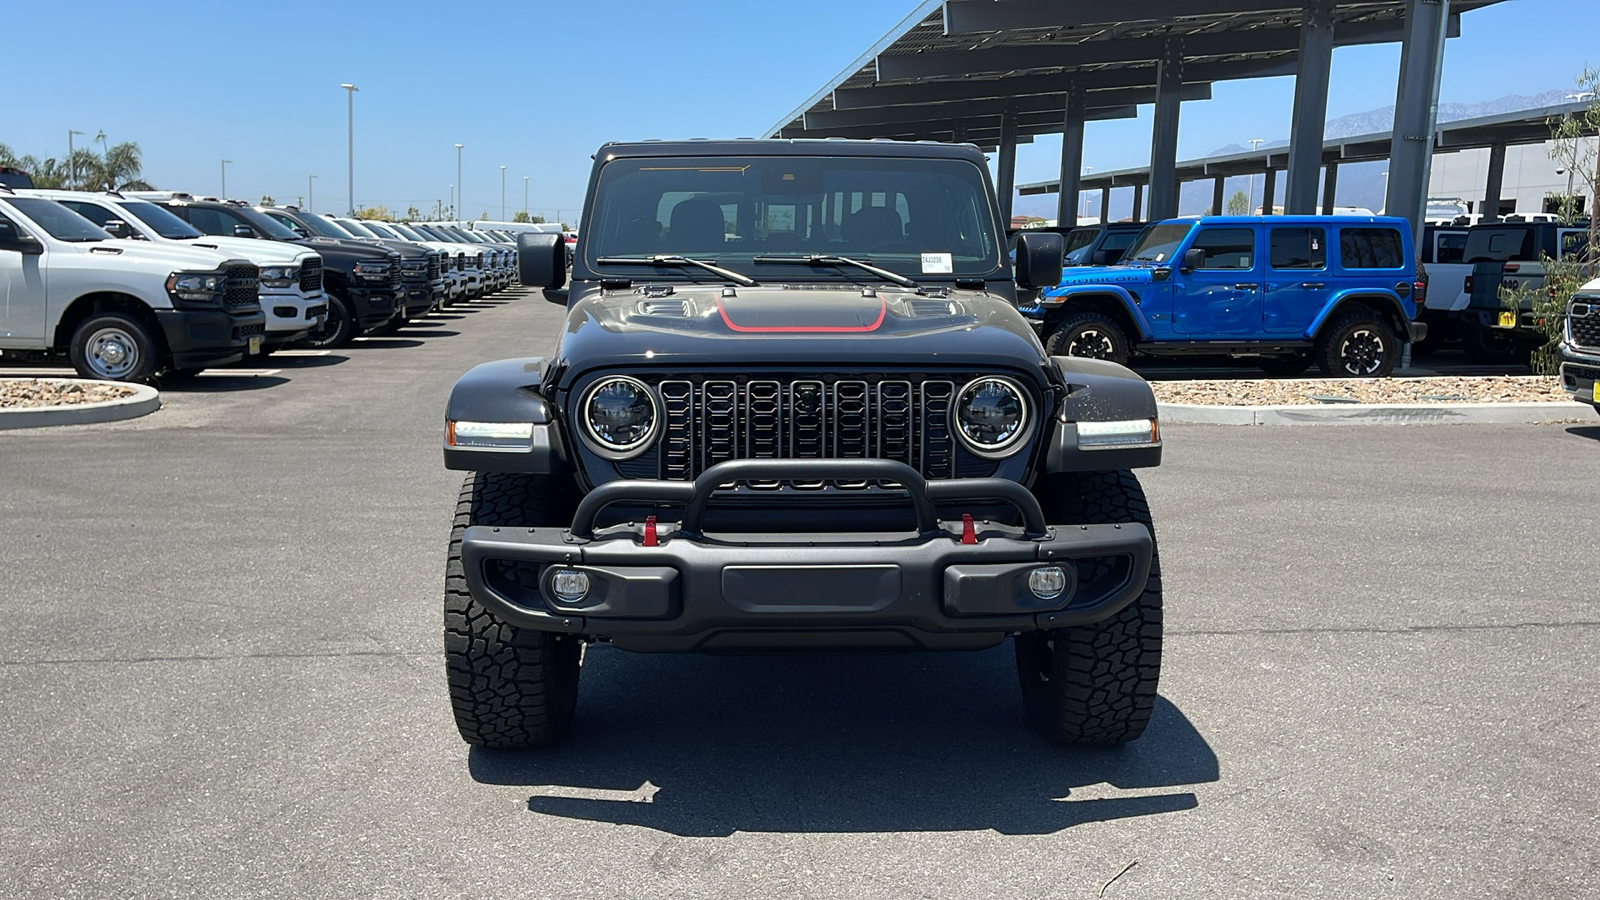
left=906, top=299, right=961, bottom=317
left=635, top=299, right=693, bottom=317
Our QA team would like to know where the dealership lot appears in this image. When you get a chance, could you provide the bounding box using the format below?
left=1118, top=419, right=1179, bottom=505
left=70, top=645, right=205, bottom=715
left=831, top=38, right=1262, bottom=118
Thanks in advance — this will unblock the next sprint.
left=1, top=289, right=1597, bottom=899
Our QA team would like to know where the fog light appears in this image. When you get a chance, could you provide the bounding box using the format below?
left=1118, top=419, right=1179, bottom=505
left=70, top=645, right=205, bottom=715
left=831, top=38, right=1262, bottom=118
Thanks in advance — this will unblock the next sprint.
left=1028, top=566, right=1067, bottom=601
left=549, top=569, right=591, bottom=603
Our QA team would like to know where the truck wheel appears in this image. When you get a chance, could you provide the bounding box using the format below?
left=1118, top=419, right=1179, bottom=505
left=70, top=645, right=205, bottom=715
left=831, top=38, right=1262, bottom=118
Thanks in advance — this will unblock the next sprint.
left=1044, top=312, right=1131, bottom=366
left=1316, top=313, right=1398, bottom=378
left=296, top=293, right=354, bottom=349
left=445, top=471, right=582, bottom=749
left=69, top=312, right=161, bottom=384
left=1461, top=322, right=1527, bottom=366
left=1015, top=470, right=1162, bottom=746
left=1257, top=354, right=1313, bottom=377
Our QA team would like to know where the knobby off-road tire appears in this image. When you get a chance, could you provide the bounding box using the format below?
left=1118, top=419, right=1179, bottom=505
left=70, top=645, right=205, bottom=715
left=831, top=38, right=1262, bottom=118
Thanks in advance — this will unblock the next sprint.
left=1015, top=470, right=1163, bottom=746
left=445, top=472, right=582, bottom=749
left=1316, top=312, right=1399, bottom=378
left=1043, top=311, right=1132, bottom=366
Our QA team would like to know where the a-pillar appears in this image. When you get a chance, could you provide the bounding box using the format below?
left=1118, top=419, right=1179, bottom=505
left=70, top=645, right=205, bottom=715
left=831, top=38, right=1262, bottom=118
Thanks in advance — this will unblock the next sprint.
left=1055, top=91, right=1086, bottom=227
left=1321, top=161, right=1339, bottom=214
left=997, top=102, right=1019, bottom=224
left=1147, top=38, right=1184, bottom=221
left=1100, top=186, right=1112, bottom=223
left=1482, top=142, right=1507, bottom=222
left=1386, top=0, right=1451, bottom=249
left=1261, top=166, right=1278, bottom=215
left=1212, top=176, right=1226, bottom=215
left=1132, top=183, right=1145, bottom=221
left=1285, top=0, right=1335, bottom=214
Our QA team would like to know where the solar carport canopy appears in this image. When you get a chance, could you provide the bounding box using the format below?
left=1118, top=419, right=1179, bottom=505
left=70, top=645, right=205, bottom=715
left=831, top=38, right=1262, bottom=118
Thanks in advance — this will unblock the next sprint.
left=767, top=0, right=1499, bottom=149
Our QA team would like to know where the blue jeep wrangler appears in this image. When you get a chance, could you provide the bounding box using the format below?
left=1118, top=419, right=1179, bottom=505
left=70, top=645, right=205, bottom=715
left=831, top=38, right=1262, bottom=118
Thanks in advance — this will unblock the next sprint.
left=1022, top=216, right=1428, bottom=377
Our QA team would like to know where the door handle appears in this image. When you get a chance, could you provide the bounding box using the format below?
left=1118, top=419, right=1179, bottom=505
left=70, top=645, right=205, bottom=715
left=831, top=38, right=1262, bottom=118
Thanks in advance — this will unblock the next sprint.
left=1234, top=283, right=1258, bottom=290
left=1301, top=282, right=1325, bottom=289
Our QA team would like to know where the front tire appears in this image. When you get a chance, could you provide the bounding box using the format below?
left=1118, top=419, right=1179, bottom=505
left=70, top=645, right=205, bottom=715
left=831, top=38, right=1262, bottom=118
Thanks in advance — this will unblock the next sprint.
left=1043, top=311, right=1132, bottom=366
left=69, top=312, right=161, bottom=383
left=296, top=292, right=355, bottom=349
left=1316, top=312, right=1398, bottom=378
left=445, top=472, right=582, bottom=749
left=1015, top=470, right=1163, bottom=746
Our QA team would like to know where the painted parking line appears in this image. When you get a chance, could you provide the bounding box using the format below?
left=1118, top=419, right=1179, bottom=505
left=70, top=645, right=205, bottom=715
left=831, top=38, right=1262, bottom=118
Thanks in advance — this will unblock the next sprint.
left=0, top=368, right=76, bottom=377
left=269, top=349, right=333, bottom=357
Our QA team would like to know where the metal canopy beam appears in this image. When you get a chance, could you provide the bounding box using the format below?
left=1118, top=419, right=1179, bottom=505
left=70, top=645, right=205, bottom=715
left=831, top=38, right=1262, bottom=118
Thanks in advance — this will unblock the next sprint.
left=1385, top=0, right=1451, bottom=246
left=804, top=83, right=1210, bottom=130
left=1285, top=0, right=1336, bottom=214
left=943, top=0, right=1304, bottom=33
left=830, top=57, right=1295, bottom=110
left=1147, top=39, right=1184, bottom=221
left=1057, top=92, right=1087, bottom=227
left=782, top=105, right=1139, bottom=141
left=875, top=15, right=1453, bottom=81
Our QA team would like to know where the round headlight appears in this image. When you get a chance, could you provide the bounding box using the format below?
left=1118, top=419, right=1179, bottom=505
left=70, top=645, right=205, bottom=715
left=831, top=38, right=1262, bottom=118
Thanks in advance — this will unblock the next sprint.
left=581, top=375, right=659, bottom=457
left=952, top=377, right=1029, bottom=457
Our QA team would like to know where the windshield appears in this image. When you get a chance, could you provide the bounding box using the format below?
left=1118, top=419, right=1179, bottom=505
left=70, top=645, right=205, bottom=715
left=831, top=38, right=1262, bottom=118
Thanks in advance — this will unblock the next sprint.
left=336, top=219, right=379, bottom=238
left=1124, top=223, right=1196, bottom=263
left=113, top=200, right=203, bottom=239
left=1463, top=227, right=1534, bottom=263
left=390, top=223, right=429, bottom=242
left=295, top=213, right=354, bottom=240
left=1061, top=228, right=1099, bottom=263
left=229, top=206, right=301, bottom=241
left=586, top=155, right=1001, bottom=279
left=7, top=198, right=109, bottom=241
left=363, top=221, right=402, bottom=240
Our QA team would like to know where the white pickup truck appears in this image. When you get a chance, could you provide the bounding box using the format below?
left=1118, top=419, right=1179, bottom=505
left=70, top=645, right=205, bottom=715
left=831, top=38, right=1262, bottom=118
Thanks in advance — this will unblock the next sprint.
left=27, top=190, right=326, bottom=352
left=0, top=191, right=265, bottom=382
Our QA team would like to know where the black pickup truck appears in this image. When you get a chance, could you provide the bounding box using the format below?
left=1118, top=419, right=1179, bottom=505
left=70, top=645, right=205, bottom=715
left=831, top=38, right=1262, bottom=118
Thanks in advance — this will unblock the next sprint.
left=440, top=139, right=1167, bottom=749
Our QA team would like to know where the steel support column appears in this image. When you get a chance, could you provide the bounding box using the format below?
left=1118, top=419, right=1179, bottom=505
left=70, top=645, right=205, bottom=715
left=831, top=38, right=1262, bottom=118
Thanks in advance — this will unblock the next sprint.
left=1321, top=162, right=1339, bottom=214
left=1147, top=39, right=1184, bottom=221
left=1262, top=167, right=1278, bottom=215
left=1212, top=176, right=1226, bottom=215
left=1482, top=142, right=1507, bottom=221
left=1132, top=183, right=1145, bottom=221
left=997, top=102, right=1019, bottom=224
left=1386, top=0, right=1451, bottom=248
left=1100, top=186, right=1112, bottom=223
left=1285, top=0, right=1335, bottom=214
left=1056, top=92, right=1086, bottom=227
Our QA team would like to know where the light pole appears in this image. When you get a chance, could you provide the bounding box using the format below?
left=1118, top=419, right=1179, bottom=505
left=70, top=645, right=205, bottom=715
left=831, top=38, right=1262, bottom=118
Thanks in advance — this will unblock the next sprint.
left=449, top=185, right=454, bottom=220
left=341, top=83, right=359, bottom=215
left=67, top=130, right=85, bottom=189
left=1248, top=138, right=1264, bottom=214
left=1380, top=171, right=1390, bottom=215
left=220, top=159, right=232, bottom=199
left=523, top=176, right=529, bottom=219
left=454, top=144, right=464, bottom=222
left=1079, top=166, right=1092, bottom=222
left=308, top=175, right=317, bottom=213
left=500, top=166, right=507, bottom=221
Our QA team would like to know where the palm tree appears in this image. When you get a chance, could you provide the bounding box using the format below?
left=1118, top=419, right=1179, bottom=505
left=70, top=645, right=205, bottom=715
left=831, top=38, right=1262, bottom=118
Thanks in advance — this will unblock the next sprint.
left=100, top=142, right=153, bottom=191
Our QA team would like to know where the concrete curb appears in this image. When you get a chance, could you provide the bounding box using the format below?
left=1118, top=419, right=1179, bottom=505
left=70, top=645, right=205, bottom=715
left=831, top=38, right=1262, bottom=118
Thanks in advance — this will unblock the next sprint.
left=1158, top=400, right=1598, bottom=426
left=0, top=380, right=161, bottom=430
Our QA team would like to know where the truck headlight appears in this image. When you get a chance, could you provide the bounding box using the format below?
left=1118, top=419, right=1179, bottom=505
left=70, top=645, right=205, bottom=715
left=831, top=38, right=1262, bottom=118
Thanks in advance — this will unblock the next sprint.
left=1075, top=418, right=1160, bottom=449
left=165, top=271, right=222, bottom=303
left=259, top=266, right=298, bottom=288
left=353, top=260, right=391, bottom=282
left=446, top=420, right=535, bottom=451
left=952, top=377, right=1029, bottom=458
left=581, top=375, right=659, bottom=457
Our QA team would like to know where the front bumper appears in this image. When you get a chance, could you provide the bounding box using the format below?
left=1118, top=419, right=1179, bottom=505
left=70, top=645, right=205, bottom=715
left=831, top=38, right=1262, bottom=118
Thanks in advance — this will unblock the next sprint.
left=153, top=307, right=266, bottom=369
left=347, top=286, right=400, bottom=329
left=261, top=287, right=326, bottom=340
left=399, top=278, right=441, bottom=317
left=459, top=459, right=1154, bottom=653
left=1560, top=342, right=1600, bottom=404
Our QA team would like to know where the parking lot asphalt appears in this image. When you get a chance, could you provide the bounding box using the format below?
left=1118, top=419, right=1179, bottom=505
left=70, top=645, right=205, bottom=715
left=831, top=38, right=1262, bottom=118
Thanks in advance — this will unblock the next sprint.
left=2, top=289, right=1597, bottom=899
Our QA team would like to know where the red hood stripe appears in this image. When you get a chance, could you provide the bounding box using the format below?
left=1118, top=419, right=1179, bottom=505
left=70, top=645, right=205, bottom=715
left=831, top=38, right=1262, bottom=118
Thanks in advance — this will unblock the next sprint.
left=715, top=297, right=887, bottom=333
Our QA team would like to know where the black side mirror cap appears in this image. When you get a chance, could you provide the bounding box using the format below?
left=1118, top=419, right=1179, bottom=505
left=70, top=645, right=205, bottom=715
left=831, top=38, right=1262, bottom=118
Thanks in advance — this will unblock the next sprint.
left=1151, top=267, right=1171, bottom=282
left=517, top=232, right=567, bottom=289
left=1180, top=247, right=1205, bottom=273
left=293, top=227, right=311, bottom=238
left=233, top=224, right=255, bottom=238
left=543, top=287, right=569, bottom=306
left=1013, top=231, right=1064, bottom=291
left=0, top=234, right=44, bottom=255
left=102, top=219, right=132, bottom=239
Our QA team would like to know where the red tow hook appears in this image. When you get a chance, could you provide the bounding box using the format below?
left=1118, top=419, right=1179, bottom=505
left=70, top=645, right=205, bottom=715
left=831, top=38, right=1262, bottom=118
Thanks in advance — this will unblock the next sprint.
left=643, top=515, right=658, bottom=547
left=960, top=513, right=976, bottom=545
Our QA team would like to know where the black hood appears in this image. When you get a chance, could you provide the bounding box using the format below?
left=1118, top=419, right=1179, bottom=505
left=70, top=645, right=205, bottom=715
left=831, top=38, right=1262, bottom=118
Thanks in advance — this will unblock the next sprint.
left=295, top=236, right=396, bottom=263
left=552, top=284, right=1047, bottom=386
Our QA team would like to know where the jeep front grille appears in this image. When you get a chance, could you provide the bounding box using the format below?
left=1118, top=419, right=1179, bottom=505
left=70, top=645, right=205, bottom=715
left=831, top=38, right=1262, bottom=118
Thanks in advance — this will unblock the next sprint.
left=648, top=375, right=979, bottom=485
left=223, top=265, right=259, bottom=309
left=299, top=258, right=323, bottom=293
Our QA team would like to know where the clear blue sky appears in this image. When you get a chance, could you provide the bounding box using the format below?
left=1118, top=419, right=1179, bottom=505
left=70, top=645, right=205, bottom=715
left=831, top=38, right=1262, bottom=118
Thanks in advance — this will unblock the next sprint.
left=0, top=0, right=1589, bottom=223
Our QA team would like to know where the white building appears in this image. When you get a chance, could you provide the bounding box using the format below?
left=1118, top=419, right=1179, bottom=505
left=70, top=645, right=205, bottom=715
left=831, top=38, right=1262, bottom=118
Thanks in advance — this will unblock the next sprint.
left=1429, top=137, right=1597, bottom=217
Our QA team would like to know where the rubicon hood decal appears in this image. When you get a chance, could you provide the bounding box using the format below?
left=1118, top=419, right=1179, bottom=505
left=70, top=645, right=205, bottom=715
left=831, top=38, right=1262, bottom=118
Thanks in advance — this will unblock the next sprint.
left=715, top=294, right=886, bottom=333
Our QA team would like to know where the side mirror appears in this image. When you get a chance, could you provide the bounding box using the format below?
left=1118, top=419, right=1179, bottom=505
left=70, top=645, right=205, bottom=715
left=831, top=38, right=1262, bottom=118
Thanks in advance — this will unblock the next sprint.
left=517, top=232, right=567, bottom=290
left=102, top=219, right=133, bottom=239
left=543, top=287, right=570, bottom=306
left=233, top=223, right=255, bottom=238
left=1180, top=248, right=1205, bottom=273
left=1151, top=267, right=1172, bottom=282
left=292, top=227, right=311, bottom=239
left=1013, top=231, right=1064, bottom=291
left=0, top=232, right=44, bottom=255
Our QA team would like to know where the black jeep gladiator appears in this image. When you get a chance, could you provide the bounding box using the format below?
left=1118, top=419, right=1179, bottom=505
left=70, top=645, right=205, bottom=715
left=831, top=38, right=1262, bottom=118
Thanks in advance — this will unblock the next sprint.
left=442, top=140, right=1166, bottom=748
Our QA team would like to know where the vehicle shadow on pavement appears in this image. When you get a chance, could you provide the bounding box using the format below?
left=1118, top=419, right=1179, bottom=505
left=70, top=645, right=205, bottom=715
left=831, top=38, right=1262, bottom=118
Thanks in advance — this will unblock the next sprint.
left=469, top=646, right=1216, bottom=836
left=1566, top=425, right=1600, bottom=442
left=396, top=330, right=460, bottom=338
left=347, top=338, right=426, bottom=350
left=244, top=355, right=348, bottom=369
left=156, top=374, right=289, bottom=392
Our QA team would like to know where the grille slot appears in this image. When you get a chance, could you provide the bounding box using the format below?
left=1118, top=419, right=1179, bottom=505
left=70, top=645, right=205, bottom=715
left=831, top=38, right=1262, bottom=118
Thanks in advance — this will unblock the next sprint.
left=223, top=264, right=259, bottom=309
left=1571, top=304, right=1600, bottom=350
left=231, top=322, right=264, bottom=339
left=640, top=375, right=980, bottom=483
left=299, top=258, right=323, bottom=293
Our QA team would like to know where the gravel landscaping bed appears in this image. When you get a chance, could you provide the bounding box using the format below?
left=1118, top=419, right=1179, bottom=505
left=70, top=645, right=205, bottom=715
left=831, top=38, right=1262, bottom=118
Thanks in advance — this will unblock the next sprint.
left=0, top=378, right=138, bottom=409
left=1153, top=375, right=1567, bottom=406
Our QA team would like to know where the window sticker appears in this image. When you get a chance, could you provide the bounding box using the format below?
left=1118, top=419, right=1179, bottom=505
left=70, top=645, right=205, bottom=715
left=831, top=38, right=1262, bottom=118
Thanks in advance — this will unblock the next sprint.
left=920, top=252, right=953, bottom=274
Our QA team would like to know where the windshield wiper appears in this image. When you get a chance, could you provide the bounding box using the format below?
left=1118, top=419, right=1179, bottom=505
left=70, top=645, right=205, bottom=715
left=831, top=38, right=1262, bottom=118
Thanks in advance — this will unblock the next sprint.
left=752, top=254, right=920, bottom=290
left=595, top=255, right=758, bottom=287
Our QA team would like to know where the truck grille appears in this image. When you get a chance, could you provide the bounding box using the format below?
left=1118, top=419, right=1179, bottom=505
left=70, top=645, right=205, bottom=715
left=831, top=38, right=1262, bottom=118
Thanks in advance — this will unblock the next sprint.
left=428, top=253, right=441, bottom=282
left=632, top=374, right=1003, bottom=485
left=232, top=322, right=264, bottom=340
left=299, top=258, right=323, bottom=293
left=1570, top=303, right=1600, bottom=351
left=223, top=264, right=259, bottom=309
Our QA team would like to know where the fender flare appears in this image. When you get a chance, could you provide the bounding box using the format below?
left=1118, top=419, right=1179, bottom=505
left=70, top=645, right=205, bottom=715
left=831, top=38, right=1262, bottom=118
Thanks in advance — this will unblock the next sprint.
left=1039, top=284, right=1155, bottom=340
left=443, top=357, right=569, bottom=474
left=1042, top=356, right=1162, bottom=473
left=1305, top=290, right=1411, bottom=341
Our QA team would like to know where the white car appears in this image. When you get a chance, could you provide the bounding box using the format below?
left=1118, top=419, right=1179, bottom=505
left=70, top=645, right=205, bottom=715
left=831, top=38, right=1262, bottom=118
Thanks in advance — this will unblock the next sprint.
left=356, top=220, right=468, bottom=303
left=0, top=191, right=266, bottom=381
left=27, top=189, right=326, bottom=350
left=405, top=223, right=487, bottom=299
